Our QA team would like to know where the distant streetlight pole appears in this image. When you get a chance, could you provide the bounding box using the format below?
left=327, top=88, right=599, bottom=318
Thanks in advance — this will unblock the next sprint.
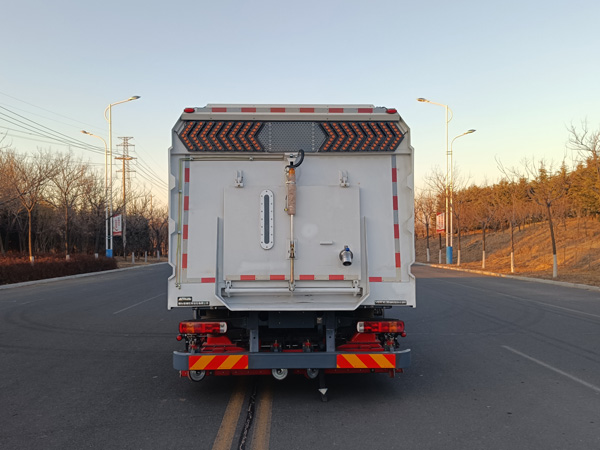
left=450, top=129, right=476, bottom=265
left=81, top=130, right=109, bottom=255
left=104, top=96, right=140, bottom=257
left=417, top=97, right=453, bottom=263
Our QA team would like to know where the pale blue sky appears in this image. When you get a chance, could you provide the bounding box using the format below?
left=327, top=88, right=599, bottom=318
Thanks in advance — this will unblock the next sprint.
left=1, top=0, right=598, bottom=204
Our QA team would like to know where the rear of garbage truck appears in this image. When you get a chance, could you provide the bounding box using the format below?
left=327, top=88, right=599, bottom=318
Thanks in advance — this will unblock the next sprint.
left=168, top=104, right=415, bottom=397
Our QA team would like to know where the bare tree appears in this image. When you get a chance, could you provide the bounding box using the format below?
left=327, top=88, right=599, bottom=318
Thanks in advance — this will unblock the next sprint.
left=80, top=170, right=106, bottom=255
left=425, top=167, right=448, bottom=263
left=149, top=204, right=168, bottom=258
left=524, top=158, right=569, bottom=278
left=471, top=184, right=497, bottom=269
left=449, top=169, right=471, bottom=265
left=48, top=152, right=89, bottom=258
left=496, top=158, right=530, bottom=273
left=415, top=190, right=437, bottom=262
left=5, top=150, right=57, bottom=262
left=567, top=120, right=600, bottom=195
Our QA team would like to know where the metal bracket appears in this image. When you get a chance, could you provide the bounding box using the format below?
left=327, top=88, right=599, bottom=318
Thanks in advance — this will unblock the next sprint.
left=286, top=239, right=298, bottom=259
left=339, top=170, right=349, bottom=187
left=234, top=170, right=244, bottom=188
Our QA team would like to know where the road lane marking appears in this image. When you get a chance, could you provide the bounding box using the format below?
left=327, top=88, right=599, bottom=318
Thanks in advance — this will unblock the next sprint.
left=502, top=345, right=600, bottom=393
left=440, top=280, right=600, bottom=320
left=251, top=381, right=273, bottom=450
left=212, top=378, right=247, bottom=450
left=112, top=293, right=165, bottom=314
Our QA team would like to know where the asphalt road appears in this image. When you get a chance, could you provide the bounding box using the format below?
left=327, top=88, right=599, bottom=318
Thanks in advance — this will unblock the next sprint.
left=1, top=264, right=599, bottom=450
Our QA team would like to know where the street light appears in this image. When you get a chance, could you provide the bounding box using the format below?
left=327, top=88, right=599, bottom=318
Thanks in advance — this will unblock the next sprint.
left=104, top=96, right=140, bottom=257
left=81, top=130, right=109, bottom=256
left=449, top=129, right=476, bottom=265
left=417, top=97, right=454, bottom=263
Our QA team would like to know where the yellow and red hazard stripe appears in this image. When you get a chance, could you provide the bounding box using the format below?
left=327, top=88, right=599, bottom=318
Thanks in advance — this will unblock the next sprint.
left=189, top=354, right=248, bottom=371
left=336, top=353, right=396, bottom=369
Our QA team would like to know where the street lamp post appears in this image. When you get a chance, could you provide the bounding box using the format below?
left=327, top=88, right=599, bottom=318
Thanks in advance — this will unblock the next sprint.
left=103, top=96, right=140, bottom=257
left=81, top=130, right=109, bottom=256
left=450, top=129, right=476, bottom=265
left=417, top=97, right=453, bottom=263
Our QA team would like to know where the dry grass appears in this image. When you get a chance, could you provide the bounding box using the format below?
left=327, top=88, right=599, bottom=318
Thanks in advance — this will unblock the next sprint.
left=415, top=217, right=600, bottom=288
left=116, top=255, right=168, bottom=269
left=0, top=255, right=118, bottom=285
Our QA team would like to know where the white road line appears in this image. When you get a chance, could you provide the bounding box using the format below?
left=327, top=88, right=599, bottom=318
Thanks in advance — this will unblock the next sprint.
left=443, top=280, right=600, bottom=320
left=113, top=293, right=165, bottom=314
left=502, top=345, right=600, bottom=394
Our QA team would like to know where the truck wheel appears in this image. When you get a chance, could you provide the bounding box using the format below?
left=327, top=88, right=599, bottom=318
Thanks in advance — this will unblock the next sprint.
left=188, top=370, right=206, bottom=382
left=271, top=368, right=288, bottom=380
left=306, top=368, right=319, bottom=379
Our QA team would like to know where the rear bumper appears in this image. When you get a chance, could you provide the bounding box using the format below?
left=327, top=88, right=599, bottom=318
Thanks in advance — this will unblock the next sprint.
left=173, top=348, right=410, bottom=371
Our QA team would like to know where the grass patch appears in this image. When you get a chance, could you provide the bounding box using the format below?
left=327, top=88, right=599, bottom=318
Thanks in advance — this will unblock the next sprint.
left=416, top=217, right=600, bottom=288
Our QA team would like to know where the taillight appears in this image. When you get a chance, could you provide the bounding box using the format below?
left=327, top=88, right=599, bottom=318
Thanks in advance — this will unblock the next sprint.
left=183, top=107, right=196, bottom=113
left=357, top=320, right=405, bottom=334
left=179, top=321, right=227, bottom=334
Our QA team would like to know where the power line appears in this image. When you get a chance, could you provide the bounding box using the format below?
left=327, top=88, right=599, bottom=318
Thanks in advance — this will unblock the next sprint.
left=0, top=110, right=105, bottom=156
left=0, top=90, right=104, bottom=134
left=0, top=98, right=168, bottom=192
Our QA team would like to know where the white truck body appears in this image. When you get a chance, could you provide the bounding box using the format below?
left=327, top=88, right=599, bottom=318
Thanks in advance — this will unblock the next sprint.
left=168, top=105, right=415, bottom=311
left=169, top=104, right=415, bottom=388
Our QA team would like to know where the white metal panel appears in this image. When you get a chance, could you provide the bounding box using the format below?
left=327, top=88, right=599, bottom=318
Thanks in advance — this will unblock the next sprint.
left=290, top=155, right=397, bottom=279
left=223, top=186, right=289, bottom=278
left=293, top=186, right=361, bottom=278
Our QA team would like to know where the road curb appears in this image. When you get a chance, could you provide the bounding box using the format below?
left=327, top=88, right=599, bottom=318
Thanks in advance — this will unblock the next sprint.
left=413, top=262, right=600, bottom=292
left=0, top=262, right=169, bottom=291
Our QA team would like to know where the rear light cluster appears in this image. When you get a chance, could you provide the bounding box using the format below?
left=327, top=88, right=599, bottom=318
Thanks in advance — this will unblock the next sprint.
left=357, top=320, right=405, bottom=334
left=179, top=321, right=227, bottom=334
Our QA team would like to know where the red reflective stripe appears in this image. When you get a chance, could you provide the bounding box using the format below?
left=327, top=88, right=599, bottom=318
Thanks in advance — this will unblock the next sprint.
left=329, top=275, right=344, bottom=280
left=212, top=107, right=227, bottom=112
left=185, top=167, right=190, bottom=182
left=395, top=253, right=401, bottom=268
left=358, top=354, right=378, bottom=367
left=201, top=277, right=216, bottom=283
left=394, top=224, right=399, bottom=239
left=391, top=168, right=397, bottom=182
left=183, top=225, right=188, bottom=240
left=184, top=196, right=189, bottom=211
left=392, top=196, right=398, bottom=210
left=205, top=355, right=228, bottom=370
left=300, top=108, right=314, bottom=113
left=240, top=275, right=256, bottom=281
left=188, top=355, right=201, bottom=368
left=232, top=355, right=249, bottom=370
left=242, top=107, right=256, bottom=113
left=336, top=355, right=354, bottom=369
left=369, top=277, right=383, bottom=282
left=329, top=108, right=344, bottom=113
left=369, top=354, right=395, bottom=368
left=270, top=275, right=286, bottom=280
left=299, top=275, right=314, bottom=281
left=182, top=254, right=188, bottom=269
left=358, top=108, right=373, bottom=113
left=271, top=107, right=286, bottom=113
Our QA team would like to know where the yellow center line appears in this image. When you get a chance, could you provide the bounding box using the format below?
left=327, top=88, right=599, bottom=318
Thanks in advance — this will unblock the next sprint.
left=211, top=378, right=247, bottom=450
left=251, top=380, right=273, bottom=450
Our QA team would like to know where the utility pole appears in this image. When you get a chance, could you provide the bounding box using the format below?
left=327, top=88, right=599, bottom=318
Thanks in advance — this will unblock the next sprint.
left=116, top=137, right=135, bottom=258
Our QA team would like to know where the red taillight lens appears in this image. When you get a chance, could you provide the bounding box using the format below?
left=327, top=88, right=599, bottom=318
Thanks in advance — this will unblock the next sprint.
left=179, top=321, right=227, bottom=334
left=183, top=107, right=196, bottom=113
left=357, top=320, right=404, bottom=333
left=386, top=108, right=398, bottom=114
